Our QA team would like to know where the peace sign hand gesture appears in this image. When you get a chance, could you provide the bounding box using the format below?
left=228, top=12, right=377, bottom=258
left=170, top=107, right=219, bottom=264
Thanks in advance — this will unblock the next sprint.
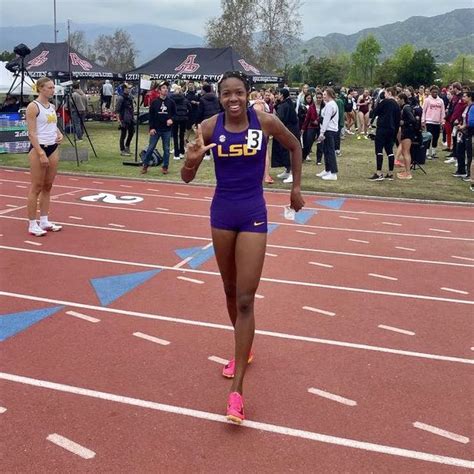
left=186, top=124, right=216, bottom=164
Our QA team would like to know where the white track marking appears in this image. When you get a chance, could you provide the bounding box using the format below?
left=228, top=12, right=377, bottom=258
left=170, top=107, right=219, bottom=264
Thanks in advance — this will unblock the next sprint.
left=2, top=214, right=472, bottom=269
left=308, top=388, right=357, bottom=406
left=2, top=291, right=473, bottom=365
left=2, top=176, right=473, bottom=222
left=413, top=422, right=470, bottom=444
left=108, top=223, right=125, bottom=228
left=119, top=185, right=132, bottom=188
left=339, top=216, right=359, bottom=220
left=255, top=294, right=265, bottom=299
left=65, top=310, right=100, bottom=323
left=309, top=261, right=334, bottom=268
left=5, top=204, right=18, bottom=208
left=155, top=207, right=169, bottom=211
left=174, top=242, right=213, bottom=269
left=382, top=222, right=402, bottom=226
left=429, top=228, right=451, bottom=234
left=208, top=356, right=229, bottom=365
left=69, top=178, right=79, bottom=181
left=175, top=192, right=189, bottom=196
left=1, top=246, right=473, bottom=306
left=0, top=204, right=27, bottom=215
left=0, top=407, right=7, bottom=413
left=177, top=276, right=204, bottom=284
left=470, top=347, right=474, bottom=351
left=0, top=372, right=471, bottom=468
left=133, top=332, right=170, bottom=346
left=378, top=325, right=415, bottom=336
left=303, top=306, right=336, bottom=317
left=265, top=252, right=278, bottom=257
left=296, top=230, right=317, bottom=235
left=1, top=191, right=472, bottom=241
left=369, top=273, right=398, bottom=281
left=396, top=246, right=416, bottom=252
left=92, top=181, right=103, bottom=184
left=24, top=240, right=42, bottom=246
left=46, top=433, right=96, bottom=459
left=451, top=255, right=474, bottom=262
left=68, top=216, right=83, bottom=220
left=147, top=189, right=160, bottom=192
left=3, top=169, right=14, bottom=172
left=441, top=287, right=469, bottom=295
left=0, top=234, right=3, bottom=237
left=349, top=239, right=369, bottom=244
left=15, top=185, right=27, bottom=189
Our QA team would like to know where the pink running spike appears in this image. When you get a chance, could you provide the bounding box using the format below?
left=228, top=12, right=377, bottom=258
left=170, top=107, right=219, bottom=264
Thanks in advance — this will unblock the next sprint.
left=226, top=392, right=245, bottom=424
left=222, top=352, right=254, bottom=378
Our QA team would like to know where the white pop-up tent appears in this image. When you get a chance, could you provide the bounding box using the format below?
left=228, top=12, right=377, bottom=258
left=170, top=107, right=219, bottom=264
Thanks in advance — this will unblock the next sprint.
left=0, top=61, right=36, bottom=95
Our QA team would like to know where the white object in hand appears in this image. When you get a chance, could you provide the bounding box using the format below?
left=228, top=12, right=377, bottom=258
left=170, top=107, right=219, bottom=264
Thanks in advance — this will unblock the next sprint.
left=284, top=205, right=296, bottom=221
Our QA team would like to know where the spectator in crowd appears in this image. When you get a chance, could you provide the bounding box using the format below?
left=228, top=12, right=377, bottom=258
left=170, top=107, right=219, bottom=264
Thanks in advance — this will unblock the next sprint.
left=295, top=83, right=309, bottom=113
left=184, top=81, right=200, bottom=144
left=422, top=86, right=445, bottom=159
left=317, top=87, right=339, bottom=181
left=197, top=83, right=220, bottom=160
left=453, top=91, right=473, bottom=179
left=397, top=92, right=418, bottom=180
left=444, top=82, right=463, bottom=157
left=301, top=93, right=318, bottom=162
left=315, top=90, right=325, bottom=163
left=102, top=80, right=113, bottom=111
left=369, top=86, right=400, bottom=181
left=1, top=95, right=20, bottom=112
left=263, top=89, right=275, bottom=114
left=272, top=88, right=300, bottom=183
left=445, top=82, right=467, bottom=164
left=115, top=83, right=135, bottom=156
left=170, top=85, right=191, bottom=160
left=143, top=82, right=159, bottom=107
left=71, top=83, right=88, bottom=141
left=357, top=89, right=372, bottom=139
left=141, top=80, right=176, bottom=175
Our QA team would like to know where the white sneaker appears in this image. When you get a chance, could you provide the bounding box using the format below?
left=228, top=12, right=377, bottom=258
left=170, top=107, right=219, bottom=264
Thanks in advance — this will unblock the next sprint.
left=322, top=172, right=337, bottom=181
left=316, top=170, right=329, bottom=177
left=444, top=157, right=456, bottom=164
left=173, top=155, right=181, bottom=160
left=29, top=223, right=47, bottom=237
left=277, top=171, right=290, bottom=179
left=203, top=155, right=211, bottom=161
left=283, top=174, right=293, bottom=183
left=335, top=150, right=341, bottom=156
left=179, top=154, right=185, bottom=159
left=40, top=222, right=63, bottom=232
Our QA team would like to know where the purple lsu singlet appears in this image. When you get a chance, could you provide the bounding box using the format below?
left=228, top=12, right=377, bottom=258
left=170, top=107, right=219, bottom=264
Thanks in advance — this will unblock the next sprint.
left=210, top=107, right=268, bottom=233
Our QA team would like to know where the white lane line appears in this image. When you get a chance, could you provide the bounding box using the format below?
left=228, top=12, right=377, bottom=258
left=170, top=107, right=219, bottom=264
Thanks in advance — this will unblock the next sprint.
left=413, top=422, right=470, bottom=444
left=69, top=178, right=79, bottom=181
left=5, top=204, right=18, bottom=208
left=0, top=406, right=7, bottom=413
left=2, top=246, right=474, bottom=306
left=296, top=230, right=317, bottom=235
left=133, top=332, right=170, bottom=346
left=369, top=273, right=398, bottom=281
left=429, top=228, right=451, bottom=234
left=175, top=192, right=189, bottom=196
left=339, top=216, right=359, bottom=220
left=470, top=347, right=474, bottom=351
left=0, top=204, right=27, bottom=215
left=382, top=222, right=402, bottom=226
left=451, top=255, right=474, bottom=262
left=177, top=276, right=204, bottom=285
left=309, top=261, right=334, bottom=268
left=349, top=239, right=369, bottom=244
left=0, top=234, right=3, bottom=237
left=2, top=291, right=474, bottom=365
left=308, top=388, right=357, bottom=406
left=155, top=207, right=169, bottom=211
left=174, top=242, right=213, bottom=270
left=378, top=325, right=415, bottom=336
left=108, top=223, right=126, bottom=228
left=120, top=185, right=132, bottom=188
left=66, top=310, right=100, bottom=323
left=147, top=188, right=160, bottom=192
left=92, top=181, right=103, bottom=184
left=24, top=240, right=42, bottom=246
left=255, top=294, right=265, bottom=299
left=3, top=169, right=14, bottom=172
left=16, top=185, right=27, bottom=189
left=265, top=252, right=278, bottom=257
left=1, top=372, right=472, bottom=469
left=441, top=287, right=469, bottom=295
left=396, top=246, right=416, bottom=252
left=208, top=356, right=229, bottom=365
left=68, top=216, right=83, bottom=220
left=303, top=306, right=336, bottom=317
left=46, top=433, right=96, bottom=459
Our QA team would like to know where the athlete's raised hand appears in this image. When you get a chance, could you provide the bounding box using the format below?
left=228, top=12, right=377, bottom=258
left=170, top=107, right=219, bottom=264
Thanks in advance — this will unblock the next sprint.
left=186, top=124, right=216, bottom=163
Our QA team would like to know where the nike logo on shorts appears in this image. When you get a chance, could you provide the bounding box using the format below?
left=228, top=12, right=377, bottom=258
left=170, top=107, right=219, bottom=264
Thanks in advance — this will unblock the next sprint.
left=253, top=221, right=265, bottom=226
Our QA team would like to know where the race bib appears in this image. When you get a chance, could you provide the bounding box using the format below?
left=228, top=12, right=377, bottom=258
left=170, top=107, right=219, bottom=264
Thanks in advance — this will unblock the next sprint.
left=247, top=129, right=263, bottom=150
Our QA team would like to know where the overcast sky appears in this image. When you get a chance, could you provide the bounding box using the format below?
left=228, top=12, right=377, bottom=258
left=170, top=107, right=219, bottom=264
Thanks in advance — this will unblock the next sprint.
left=1, top=0, right=472, bottom=39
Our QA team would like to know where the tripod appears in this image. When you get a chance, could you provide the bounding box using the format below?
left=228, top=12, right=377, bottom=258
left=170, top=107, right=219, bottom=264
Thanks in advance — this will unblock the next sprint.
left=56, top=87, right=98, bottom=166
left=5, top=56, right=36, bottom=107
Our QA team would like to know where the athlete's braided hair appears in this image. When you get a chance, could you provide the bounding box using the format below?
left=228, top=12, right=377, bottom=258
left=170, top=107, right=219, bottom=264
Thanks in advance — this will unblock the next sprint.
left=218, top=71, right=251, bottom=93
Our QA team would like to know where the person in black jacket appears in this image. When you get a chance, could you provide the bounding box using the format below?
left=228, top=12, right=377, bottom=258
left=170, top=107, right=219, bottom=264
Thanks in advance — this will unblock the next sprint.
left=184, top=81, right=200, bottom=144
left=397, top=92, right=418, bottom=180
left=170, top=85, right=191, bottom=160
left=115, top=84, right=135, bottom=156
left=271, top=88, right=301, bottom=183
left=141, top=81, right=176, bottom=175
left=196, top=83, right=220, bottom=159
left=368, top=86, right=401, bottom=181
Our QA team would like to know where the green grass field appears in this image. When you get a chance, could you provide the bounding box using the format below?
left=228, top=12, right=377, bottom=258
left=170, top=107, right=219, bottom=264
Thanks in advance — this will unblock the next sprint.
left=1, top=121, right=473, bottom=203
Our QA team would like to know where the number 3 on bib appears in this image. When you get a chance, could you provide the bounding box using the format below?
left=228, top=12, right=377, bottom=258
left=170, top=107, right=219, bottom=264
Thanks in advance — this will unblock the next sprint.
left=247, top=129, right=263, bottom=151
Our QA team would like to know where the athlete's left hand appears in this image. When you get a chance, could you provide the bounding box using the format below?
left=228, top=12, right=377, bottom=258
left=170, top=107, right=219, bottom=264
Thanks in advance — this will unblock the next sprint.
left=290, top=189, right=305, bottom=212
left=56, top=132, right=63, bottom=143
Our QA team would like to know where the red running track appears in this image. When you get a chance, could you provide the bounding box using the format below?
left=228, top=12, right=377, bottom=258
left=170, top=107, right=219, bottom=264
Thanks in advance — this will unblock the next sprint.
left=0, top=169, right=473, bottom=472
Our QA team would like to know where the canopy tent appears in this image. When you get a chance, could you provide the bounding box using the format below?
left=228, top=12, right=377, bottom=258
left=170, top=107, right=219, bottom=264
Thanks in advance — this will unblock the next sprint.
left=6, top=42, right=122, bottom=80
left=0, top=61, right=35, bottom=95
left=126, top=47, right=283, bottom=83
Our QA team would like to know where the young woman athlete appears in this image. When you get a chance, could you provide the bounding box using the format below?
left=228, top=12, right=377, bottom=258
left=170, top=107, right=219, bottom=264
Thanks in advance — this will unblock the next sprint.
left=181, top=71, right=305, bottom=424
left=25, top=77, right=63, bottom=236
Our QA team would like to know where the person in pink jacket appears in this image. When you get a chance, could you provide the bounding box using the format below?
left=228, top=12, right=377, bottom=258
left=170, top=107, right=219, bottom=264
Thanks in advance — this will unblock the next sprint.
left=422, top=86, right=445, bottom=159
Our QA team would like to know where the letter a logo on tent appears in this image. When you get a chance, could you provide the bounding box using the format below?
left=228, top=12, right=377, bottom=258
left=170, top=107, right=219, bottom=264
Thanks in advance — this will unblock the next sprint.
left=175, top=55, right=200, bottom=73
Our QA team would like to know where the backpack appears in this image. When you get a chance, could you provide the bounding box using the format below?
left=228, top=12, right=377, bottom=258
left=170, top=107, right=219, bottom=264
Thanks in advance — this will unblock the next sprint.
left=344, top=95, right=353, bottom=113
left=139, top=149, right=163, bottom=166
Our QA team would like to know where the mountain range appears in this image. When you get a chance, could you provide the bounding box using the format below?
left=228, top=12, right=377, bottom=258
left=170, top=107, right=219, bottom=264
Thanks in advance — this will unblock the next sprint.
left=1, top=8, right=472, bottom=67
